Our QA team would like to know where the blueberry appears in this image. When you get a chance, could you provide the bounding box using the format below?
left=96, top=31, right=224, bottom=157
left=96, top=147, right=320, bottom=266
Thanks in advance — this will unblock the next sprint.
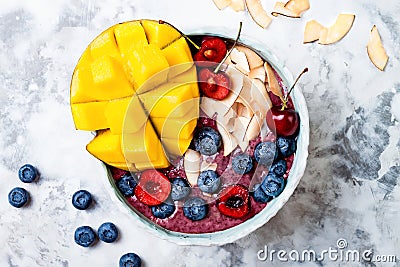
left=18, top=164, right=39, bottom=183
left=98, top=222, right=118, bottom=243
left=254, top=141, right=278, bottom=166
left=194, top=127, right=222, bottom=156
left=170, top=178, right=191, bottom=201
left=276, top=137, right=296, bottom=157
left=8, top=187, right=29, bottom=208
left=197, top=170, right=221, bottom=194
left=183, top=197, right=209, bottom=221
left=251, top=184, right=271, bottom=203
left=117, top=174, right=138, bottom=197
left=260, top=173, right=285, bottom=198
left=269, top=159, right=287, bottom=177
left=119, top=253, right=142, bottom=267
left=232, top=153, right=253, bottom=174
left=72, top=190, right=92, bottom=210
left=74, top=226, right=96, bottom=247
left=151, top=201, right=176, bottom=219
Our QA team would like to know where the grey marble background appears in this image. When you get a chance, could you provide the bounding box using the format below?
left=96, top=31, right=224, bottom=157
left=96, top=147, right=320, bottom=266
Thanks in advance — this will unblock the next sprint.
left=0, top=0, right=399, bottom=266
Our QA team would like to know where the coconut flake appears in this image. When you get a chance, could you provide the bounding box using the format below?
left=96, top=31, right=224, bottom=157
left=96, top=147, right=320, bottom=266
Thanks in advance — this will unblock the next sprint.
left=184, top=149, right=201, bottom=186
left=249, top=65, right=266, bottom=82
left=265, top=62, right=284, bottom=100
left=230, top=48, right=250, bottom=75
left=213, top=0, right=232, bottom=10
left=236, top=45, right=264, bottom=70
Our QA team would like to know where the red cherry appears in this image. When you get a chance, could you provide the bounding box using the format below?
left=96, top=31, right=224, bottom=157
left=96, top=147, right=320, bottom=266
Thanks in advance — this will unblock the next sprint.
left=194, top=37, right=227, bottom=65
left=135, top=170, right=171, bottom=206
left=110, top=166, right=129, bottom=180
left=198, top=68, right=230, bottom=100
left=266, top=106, right=300, bottom=137
left=217, top=184, right=250, bottom=219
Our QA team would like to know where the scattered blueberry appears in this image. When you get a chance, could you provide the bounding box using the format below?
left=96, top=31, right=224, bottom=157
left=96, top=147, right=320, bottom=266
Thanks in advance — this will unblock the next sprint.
left=117, top=173, right=138, bottom=197
left=197, top=170, right=221, bottom=194
left=74, top=226, right=96, bottom=247
left=232, top=153, right=253, bottom=174
left=119, top=252, right=142, bottom=267
left=254, top=141, right=278, bottom=166
left=151, top=201, right=176, bottom=219
left=170, top=178, right=191, bottom=201
left=72, top=190, right=93, bottom=210
left=276, top=137, right=296, bottom=157
left=98, top=222, right=119, bottom=243
left=194, top=127, right=222, bottom=156
left=8, top=187, right=29, bottom=208
left=269, top=159, right=287, bottom=177
left=18, top=164, right=39, bottom=183
left=183, top=197, right=209, bottom=221
left=260, top=173, right=285, bottom=198
left=251, top=184, right=271, bottom=203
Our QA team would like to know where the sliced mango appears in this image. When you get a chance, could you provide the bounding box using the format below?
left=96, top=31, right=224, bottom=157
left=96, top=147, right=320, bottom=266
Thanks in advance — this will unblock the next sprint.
left=114, top=21, right=148, bottom=55
left=152, top=116, right=197, bottom=140
left=141, top=20, right=181, bottom=49
left=107, top=162, right=139, bottom=172
left=87, top=130, right=126, bottom=163
left=71, top=101, right=108, bottom=130
left=162, top=137, right=192, bottom=157
left=134, top=154, right=170, bottom=170
left=70, top=67, right=97, bottom=104
left=90, top=27, right=120, bottom=60
left=162, top=37, right=193, bottom=78
left=76, top=48, right=92, bottom=68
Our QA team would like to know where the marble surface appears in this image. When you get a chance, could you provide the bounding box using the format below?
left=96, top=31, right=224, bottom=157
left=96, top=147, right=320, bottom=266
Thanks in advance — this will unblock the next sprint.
left=0, top=0, right=399, bottom=266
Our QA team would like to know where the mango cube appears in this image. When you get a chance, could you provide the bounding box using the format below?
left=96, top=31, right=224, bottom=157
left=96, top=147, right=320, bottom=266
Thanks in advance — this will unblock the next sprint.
left=71, top=101, right=109, bottom=130
left=141, top=20, right=181, bottom=49
left=90, top=27, right=120, bottom=60
left=162, top=137, right=192, bottom=157
left=114, top=21, right=148, bottom=55
left=162, top=37, right=193, bottom=78
left=70, top=67, right=97, bottom=104
left=86, top=130, right=126, bottom=163
left=152, top=116, right=197, bottom=140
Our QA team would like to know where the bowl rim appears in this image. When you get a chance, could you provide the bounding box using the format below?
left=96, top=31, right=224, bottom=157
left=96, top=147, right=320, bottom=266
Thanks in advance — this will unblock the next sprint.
left=101, top=27, right=310, bottom=246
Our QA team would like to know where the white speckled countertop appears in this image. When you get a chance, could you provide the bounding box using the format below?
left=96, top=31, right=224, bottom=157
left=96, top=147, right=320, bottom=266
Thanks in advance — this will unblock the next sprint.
left=0, top=0, right=399, bottom=266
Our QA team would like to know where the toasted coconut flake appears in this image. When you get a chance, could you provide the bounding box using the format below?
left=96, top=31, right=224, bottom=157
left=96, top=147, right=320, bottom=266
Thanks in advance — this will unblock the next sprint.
left=230, top=0, right=246, bottom=11
left=200, top=161, right=218, bottom=172
left=318, top=13, right=355, bottom=45
left=184, top=149, right=201, bottom=186
left=200, top=97, right=229, bottom=118
left=272, top=2, right=301, bottom=18
left=265, top=62, right=284, bottom=100
left=251, top=78, right=272, bottom=117
left=249, top=66, right=266, bottom=82
left=213, top=0, right=232, bottom=10
left=236, top=45, right=264, bottom=69
left=230, top=48, right=250, bottom=75
left=245, top=114, right=263, bottom=141
left=367, top=25, right=388, bottom=71
left=232, top=116, right=252, bottom=151
left=285, top=0, right=310, bottom=14
left=217, top=120, right=238, bottom=156
left=303, top=20, right=325, bottom=43
left=245, top=0, right=272, bottom=29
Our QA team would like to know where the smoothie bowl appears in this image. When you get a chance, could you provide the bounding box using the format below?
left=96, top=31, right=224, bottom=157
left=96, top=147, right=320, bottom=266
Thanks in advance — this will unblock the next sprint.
left=70, top=20, right=309, bottom=246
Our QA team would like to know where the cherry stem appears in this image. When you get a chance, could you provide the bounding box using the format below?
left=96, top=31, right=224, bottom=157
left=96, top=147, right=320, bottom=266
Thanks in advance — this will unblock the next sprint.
left=214, top=22, right=243, bottom=74
left=282, top=67, right=308, bottom=110
left=158, top=20, right=200, bottom=50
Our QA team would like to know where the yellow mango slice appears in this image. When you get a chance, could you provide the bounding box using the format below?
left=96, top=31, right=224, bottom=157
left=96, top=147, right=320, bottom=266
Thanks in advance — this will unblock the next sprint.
left=87, top=130, right=126, bottom=163
left=125, top=44, right=169, bottom=92
left=70, top=67, right=97, bottom=104
left=162, top=37, right=193, bottom=78
left=107, top=162, right=139, bottom=172
left=141, top=20, right=181, bottom=49
left=90, top=56, right=134, bottom=100
left=76, top=48, right=92, bottom=68
left=90, top=27, right=120, bottom=60
left=105, top=96, right=147, bottom=134
left=152, top=116, right=197, bottom=140
left=162, top=137, right=192, bottom=157
left=71, top=101, right=109, bottom=130
left=114, top=21, right=148, bottom=55
left=134, top=154, right=169, bottom=170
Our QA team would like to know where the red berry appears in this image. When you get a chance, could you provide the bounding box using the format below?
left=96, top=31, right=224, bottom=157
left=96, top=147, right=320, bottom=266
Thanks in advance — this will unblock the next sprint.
left=110, top=167, right=129, bottom=181
left=194, top=37, right=227, bottom=65
left=135, top=170, right=171, bottom=206
left=266, top=106, right=299, bottom=137
left=217, top=184, right=250, bottom=219
left=198, top=68, right=230, bottom=100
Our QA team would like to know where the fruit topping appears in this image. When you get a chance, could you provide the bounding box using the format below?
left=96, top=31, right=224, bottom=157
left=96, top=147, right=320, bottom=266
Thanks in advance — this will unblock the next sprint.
left=183, top=197, right=209, bottom=221
left=199, top=68, right=230, bottom=100
left=72, top=189, right=93, bottom=210
left=194, top=127, right=222, bottom=156
left=117, top=174, right=138, bottom=197
left=197, top=170, right=221, bottom=194
left=367, top=25, right=388, bottom=71
left=74, top=226, right=96, bottom=247
left=266, top=106, right=300, bottom=137
left=8, top=187, right=29, bottom=208
left=254, top=141, right=277, bottom=166
left=217, top=184, right=250, bottom=218
left=276, top=136, right=297, bottom=157
left=194, top=37, right=227, bottom=64
left=170, top=177, right=191, bottom=201
left=184, top=149, right=201, bottom=186
left=119, top=253, right=142, bottom=267
left=18, top=164, right=39, bottom=183
left=269, top=159, right=288, bottom=176
left=251, top=183, right=271, bottom=203
left=151, top=200, right=176, bottom=219
left=260, top=173, right=285, bottom=198
left=232, top=153, right=253, bottom=174
left=98, top=222, right=119, bottom=243
left=135, top=170, right=171, bottom=206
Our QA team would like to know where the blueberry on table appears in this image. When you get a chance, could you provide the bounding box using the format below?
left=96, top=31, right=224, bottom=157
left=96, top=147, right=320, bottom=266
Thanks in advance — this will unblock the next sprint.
left=254, top=141, right=277, bottom=167
left=276, top=136, right=297, bottom=157
left=197, top=170, right=221, bottom=194
left=18, top=164, right=39, bottom=183
left=117, top=173, right=138, bottom=197
left=151, top=201, right=176, bottom=219
left=269, top=159, right=287, bottom=177
left=251, top=184, right=271, bottom=203
left=260, top=173, right=285, bottom=198
left=194, top=127, right=222, bottom=156
left=232, top=153, right=253, bottom=175
left=74, top=226, right=96, bottom=247
left=170, top=178, right=191, bottom=201
left=119, top=252, right=142, bottom=267
left=72, top=190, right=92, bottom=210
left=8, top=187, right=29, bottom=208
left=183, top=197, right=209, bottom=221
left=98, top=222, right=119, bottom=243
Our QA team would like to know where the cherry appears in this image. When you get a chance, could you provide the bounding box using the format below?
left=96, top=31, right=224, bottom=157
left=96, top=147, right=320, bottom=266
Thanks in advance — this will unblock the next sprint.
left=266, top=107, right=299, bottom=137
left=217, top=184, right=250, bottom=219
left=194, top=37, right=227, bottom=64
left=135, top=170, right=171, bottom=206
left=198, top=68, right=230, bottom=100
